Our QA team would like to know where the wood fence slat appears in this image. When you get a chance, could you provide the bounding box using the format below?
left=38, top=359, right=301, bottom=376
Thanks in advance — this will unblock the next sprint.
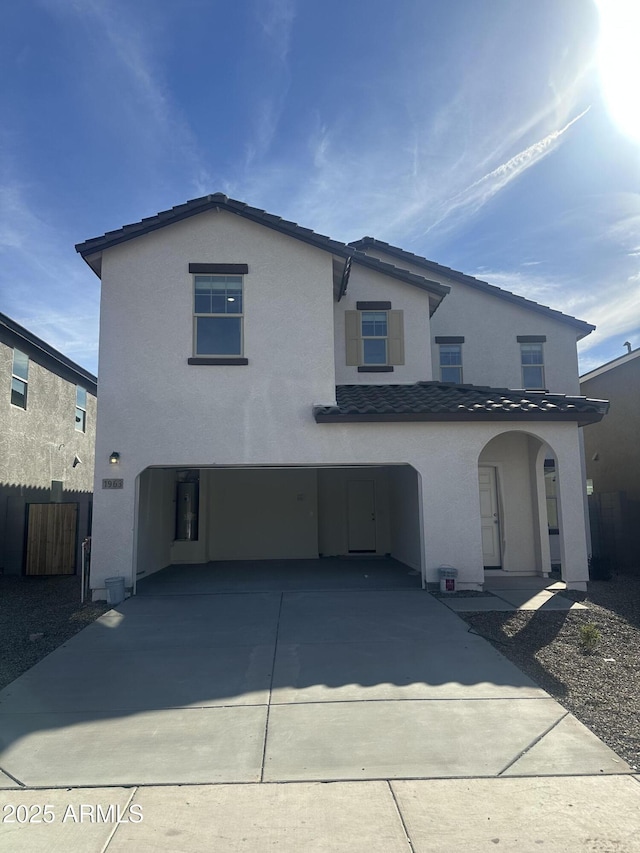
left=25, top=503, right=78, bottom=575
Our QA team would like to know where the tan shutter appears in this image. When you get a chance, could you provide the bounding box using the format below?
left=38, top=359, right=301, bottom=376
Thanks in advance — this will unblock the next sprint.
left=388, top=310, right=404, bottom=365
left=345, top=310, right=361, bottom=365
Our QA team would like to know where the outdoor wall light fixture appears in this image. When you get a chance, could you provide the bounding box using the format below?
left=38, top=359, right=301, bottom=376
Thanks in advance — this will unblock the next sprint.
left=109, top=451, right=120, bottom=464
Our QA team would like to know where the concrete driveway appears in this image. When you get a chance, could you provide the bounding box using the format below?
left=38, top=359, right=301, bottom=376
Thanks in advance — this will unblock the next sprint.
left=1, top=559, right=638, bottom=851
left=0, top=560, right=630, bottom=787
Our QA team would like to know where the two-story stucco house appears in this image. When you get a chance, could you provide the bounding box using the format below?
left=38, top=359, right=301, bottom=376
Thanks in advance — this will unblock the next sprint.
left=0, top=312, right=97, bottom=576
left=75, top=193, right=607, bottom=599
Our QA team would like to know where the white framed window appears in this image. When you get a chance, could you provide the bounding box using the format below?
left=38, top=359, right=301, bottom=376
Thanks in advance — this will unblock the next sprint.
left=520, top=342, right=545, bottom=388
left=439, top=344, right=463, bottom=382
left=345, top=305, right=404, bottom=370
left=11, top=349, right=28, bottom=409
left=193, top=275, right=244, bottom=357
left=75, top=386, right=87, bottom=432
left=361, top=311, right=388, bottom=364
left=193, top=274, right=244, bottom=356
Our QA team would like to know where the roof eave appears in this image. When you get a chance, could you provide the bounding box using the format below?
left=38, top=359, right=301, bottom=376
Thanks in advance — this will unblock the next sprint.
left=0, top=312, right=98, bottom=390
left=350, top=237, right=595, bottom=337
left=313, top=410, right=606, bottom=427
left=75, top=194, right=451, bottom=304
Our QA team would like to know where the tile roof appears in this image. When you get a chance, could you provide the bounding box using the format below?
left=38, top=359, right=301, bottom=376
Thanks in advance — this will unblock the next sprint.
left=75, top=193, right=449, bottom=313
left=313, top=382, right=608, bottom=426
left=349, top=236, right=595, bottom=339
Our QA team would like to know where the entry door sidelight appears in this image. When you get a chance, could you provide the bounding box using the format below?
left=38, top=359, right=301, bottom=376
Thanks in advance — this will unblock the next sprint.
left=347, top=479, right=377, bottom=552
left=478, top=466, right=501, bottom=567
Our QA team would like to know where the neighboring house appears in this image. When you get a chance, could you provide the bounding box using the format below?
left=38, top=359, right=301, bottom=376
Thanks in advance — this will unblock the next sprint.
left=0, top=312, right=97, bottom=576
left=580, top=347, right=640, bottom=572
left=75, top=193, right=607, bottom=599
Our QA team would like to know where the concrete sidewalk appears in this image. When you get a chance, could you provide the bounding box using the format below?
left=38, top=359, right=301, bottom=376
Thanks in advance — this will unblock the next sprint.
left=442, top=576, right=589, bottom=612
left=3, top=777, right=640, bottom=851
left=0, top=571, right=638, bottom=850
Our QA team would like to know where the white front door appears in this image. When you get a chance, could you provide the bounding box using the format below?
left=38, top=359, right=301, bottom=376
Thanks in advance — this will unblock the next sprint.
left=347, top=480, right=377, bottom=552
left=479, top=466, right=501, bottom=567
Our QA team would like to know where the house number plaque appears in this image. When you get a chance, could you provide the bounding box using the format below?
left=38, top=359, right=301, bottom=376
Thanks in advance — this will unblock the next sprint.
left=102, top=479, right=124, bottom=489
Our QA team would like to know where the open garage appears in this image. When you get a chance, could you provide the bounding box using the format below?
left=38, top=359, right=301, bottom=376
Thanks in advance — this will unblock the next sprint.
left=134, top=464, right=423, bottom=590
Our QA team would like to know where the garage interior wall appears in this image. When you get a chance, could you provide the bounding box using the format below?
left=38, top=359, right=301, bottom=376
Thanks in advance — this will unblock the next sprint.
left=317, top=467, right=391, bottom=556
left=388, top=465, right=422, bottom=571
left=206, top=467, right=319, bottom=560
left=136, top=468, right=174, bottom=578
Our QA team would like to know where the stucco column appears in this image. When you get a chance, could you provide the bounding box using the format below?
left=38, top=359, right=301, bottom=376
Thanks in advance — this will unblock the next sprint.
left=90, top=470, right=137, bottom=599
left=417, top=450, right=485, bottom=589
left=555, top=435, right=590, bottom=591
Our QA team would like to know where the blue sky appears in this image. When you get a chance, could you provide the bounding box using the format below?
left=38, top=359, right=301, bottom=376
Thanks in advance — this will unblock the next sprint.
left=1, top=0, right=638, bottom=377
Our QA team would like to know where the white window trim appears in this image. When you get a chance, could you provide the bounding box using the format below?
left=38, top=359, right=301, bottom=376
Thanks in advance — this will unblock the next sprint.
left=11, top=349, right=28, bottom=409
left=439, top=343, right=463, bottom=383
left=193, top=274, right=244, bottom=358
left=361, top=310, right=389, bottom=366
left=520, top=342, right=545, bottom=389
left=75, top=386, right=87, bottom=432
left=345, top=308, right=405, bottom=368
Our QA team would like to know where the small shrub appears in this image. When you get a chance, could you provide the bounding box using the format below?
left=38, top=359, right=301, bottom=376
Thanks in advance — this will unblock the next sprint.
left=579, top=622, right=601, bottom=654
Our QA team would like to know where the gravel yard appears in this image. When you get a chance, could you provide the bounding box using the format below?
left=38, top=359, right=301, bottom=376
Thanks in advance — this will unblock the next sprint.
left=1, top=572, right=638, bottom=773
left=459, top=575, right=640, bottom=772
left=0, top=575, right=109, bottom=690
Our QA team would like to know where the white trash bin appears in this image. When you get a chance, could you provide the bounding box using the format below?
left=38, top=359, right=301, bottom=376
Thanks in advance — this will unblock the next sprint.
left=104, top=576, right=126, bottom=606
left=438, top=565, right=458, bottom=593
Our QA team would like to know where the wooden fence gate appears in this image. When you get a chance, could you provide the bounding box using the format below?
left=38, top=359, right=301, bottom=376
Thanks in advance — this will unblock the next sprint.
left=25, top=503, right=78, bottom=575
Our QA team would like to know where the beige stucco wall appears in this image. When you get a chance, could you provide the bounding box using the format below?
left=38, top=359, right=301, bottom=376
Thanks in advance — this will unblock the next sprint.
left=357, top=246, right=582, bottom=394
left=334, top=265, right=433, bottom=383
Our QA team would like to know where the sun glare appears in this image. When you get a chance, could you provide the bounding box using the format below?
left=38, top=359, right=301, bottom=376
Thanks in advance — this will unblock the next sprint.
left=596, top=0, right=640, bottom=143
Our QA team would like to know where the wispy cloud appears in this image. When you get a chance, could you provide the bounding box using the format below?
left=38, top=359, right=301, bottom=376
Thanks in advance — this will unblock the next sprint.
left=237, top=57, right=593, bottom=250
left=256, top=0, right=296, bottom=64
left=244, top=0, right=296, bottom=168
left=424, top=108, right=591, bottom=236
left=41, top=0, right=213, bottom=198
left=0, top=178, right=99, bottom=371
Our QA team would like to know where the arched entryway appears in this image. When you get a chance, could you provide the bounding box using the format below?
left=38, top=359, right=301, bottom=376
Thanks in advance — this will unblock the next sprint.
left=477, top=430, right=558, bottom=578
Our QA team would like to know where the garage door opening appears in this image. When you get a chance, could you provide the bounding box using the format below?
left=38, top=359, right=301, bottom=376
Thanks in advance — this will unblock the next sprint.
left=134, top=464, right=424, bottom=593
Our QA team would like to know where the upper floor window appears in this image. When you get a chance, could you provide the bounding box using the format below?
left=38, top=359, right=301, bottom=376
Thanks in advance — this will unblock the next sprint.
left=11, top=349, right=28, bottom=409
left=520, top=342, right=545, bottom=388
left=439, top=344, right=463, bottom=382
left=361, top=311, right=388, bottom=364
left=193, top=274, right=243, bottom=356
left=345, top=302, right=405, bottom=372
left=75, top=386, right=87, bottom=432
